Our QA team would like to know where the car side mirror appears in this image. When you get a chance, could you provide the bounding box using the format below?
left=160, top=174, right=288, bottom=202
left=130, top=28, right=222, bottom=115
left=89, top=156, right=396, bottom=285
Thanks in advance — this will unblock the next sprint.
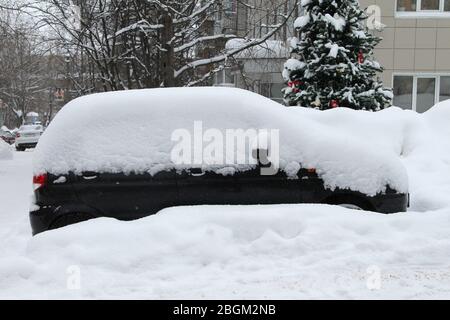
left=251, top=131, right=279, bottom=176
left=252, top=148, right=272, bottom=168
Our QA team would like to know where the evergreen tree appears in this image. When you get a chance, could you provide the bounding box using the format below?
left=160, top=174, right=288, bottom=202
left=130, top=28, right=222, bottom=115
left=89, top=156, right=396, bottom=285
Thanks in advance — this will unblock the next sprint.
left=283, top=0, right=392, bottom=110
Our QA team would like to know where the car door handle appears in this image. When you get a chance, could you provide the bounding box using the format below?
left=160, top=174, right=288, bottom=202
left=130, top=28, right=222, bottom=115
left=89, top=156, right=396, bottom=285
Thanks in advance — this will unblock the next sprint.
left=190, top=168, right=205, bottom=176
left=82, top=172, right=98, bottom=180
left=191, top=172, right=205, bottom=177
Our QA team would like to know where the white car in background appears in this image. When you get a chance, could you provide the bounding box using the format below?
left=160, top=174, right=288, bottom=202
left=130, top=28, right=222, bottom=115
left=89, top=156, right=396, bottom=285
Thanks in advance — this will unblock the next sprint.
left=15, top=124, right=44, bottom=151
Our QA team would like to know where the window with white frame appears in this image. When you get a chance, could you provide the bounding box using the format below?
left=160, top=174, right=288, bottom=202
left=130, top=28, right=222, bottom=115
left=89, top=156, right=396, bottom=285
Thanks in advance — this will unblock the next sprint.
left=393, top=74, right=450, bottom=112
left=224, top=0, right=236, bottom=16
left=396, top=0, right=450, bottom=16
left=215, top=68, right=235, bottom=86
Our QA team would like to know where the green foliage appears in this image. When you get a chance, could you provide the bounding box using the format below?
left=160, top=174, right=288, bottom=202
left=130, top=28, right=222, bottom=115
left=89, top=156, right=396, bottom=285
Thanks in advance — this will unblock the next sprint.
left=283, top=0, right=392, bottom=110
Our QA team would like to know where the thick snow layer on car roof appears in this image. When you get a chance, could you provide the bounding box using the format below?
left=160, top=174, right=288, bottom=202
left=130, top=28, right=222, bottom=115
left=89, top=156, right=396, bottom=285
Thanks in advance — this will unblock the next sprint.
left=33, top=87, right=408, bottom=196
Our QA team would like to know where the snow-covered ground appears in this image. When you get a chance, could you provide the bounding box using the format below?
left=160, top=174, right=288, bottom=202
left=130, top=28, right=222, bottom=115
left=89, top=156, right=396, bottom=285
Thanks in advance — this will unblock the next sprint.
left=1, top=101, right=450, bottom=299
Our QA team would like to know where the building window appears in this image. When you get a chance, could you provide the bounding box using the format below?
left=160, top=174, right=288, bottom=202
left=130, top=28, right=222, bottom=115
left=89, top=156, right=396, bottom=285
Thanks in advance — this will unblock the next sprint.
left=396, top=0, right=450, bottom=15
left=215, top=68, right=235, bottom=87
left=393, top=74, right=450, bottom=112
left=397, top=0, right=417, bottom=11
left=393, top=76, right=414, bottom=110
left=440, top=76, right=450, bottom=101
left=416, top=78, right=436, bottom=113
left=224, top=0, right=236, bottom=16
left=421, top=0, right=440, bottom=10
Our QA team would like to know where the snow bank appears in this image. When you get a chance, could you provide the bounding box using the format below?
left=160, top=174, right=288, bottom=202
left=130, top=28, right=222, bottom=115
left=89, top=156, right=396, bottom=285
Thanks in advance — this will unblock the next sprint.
left=0, top=140, right=13, bottom=161
left=33, top=87, right=408, bottom=196
left=1, top=204, right=450, bottom=299
left=293, top=101, right=450, bottom=211
left=2, top=100, right=450, bottom=299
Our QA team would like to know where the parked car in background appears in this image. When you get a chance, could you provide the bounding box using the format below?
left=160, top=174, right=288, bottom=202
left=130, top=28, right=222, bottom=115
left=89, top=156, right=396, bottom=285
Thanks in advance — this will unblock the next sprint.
left=25, top=112, right=40, bottom=125
left=0, top=130, right=15, bottom=145
left=30, top=88, right=409, bottom=235
left=15, top=124, right=44, bottom=151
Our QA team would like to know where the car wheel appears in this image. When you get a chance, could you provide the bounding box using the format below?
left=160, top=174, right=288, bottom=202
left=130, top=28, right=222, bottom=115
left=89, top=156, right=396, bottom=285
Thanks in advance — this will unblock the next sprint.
left=49, top=212, right=95, bottom=231
left=324, top=195, right=374, bottom=212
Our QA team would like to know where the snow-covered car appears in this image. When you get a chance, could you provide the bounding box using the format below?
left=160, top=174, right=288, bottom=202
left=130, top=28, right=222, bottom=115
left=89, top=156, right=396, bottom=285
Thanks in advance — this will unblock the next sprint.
left=15, top=124, right=44, bottom=151
left=0, top=130, right=15, bottom=145
left=30, top=88, right=409, bottom=235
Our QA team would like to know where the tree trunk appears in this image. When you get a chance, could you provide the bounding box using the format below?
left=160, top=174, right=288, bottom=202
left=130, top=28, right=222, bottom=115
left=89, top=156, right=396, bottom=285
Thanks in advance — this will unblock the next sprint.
left=160, top=12, right=175, bottom=87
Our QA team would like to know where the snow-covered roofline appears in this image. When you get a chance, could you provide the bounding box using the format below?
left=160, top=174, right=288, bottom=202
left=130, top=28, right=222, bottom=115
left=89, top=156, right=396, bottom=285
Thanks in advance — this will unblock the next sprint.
left=225, top=39, right=290, bottom=59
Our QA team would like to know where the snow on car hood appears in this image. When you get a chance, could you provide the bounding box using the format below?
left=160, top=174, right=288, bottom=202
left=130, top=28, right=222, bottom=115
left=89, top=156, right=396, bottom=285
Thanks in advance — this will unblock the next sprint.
left=33, top=87, right=408, bottom=196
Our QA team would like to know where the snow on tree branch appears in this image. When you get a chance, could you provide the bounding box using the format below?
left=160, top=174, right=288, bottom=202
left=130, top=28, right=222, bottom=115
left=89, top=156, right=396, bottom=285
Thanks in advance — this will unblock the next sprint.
left=174, top=34, right=236, bottom=53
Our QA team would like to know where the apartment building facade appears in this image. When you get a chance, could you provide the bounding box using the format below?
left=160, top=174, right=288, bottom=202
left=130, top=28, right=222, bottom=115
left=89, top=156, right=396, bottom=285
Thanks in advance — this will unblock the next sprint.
left=213, top=0, right=296, bottom=103
left=363, top=0, right=450, bottom=112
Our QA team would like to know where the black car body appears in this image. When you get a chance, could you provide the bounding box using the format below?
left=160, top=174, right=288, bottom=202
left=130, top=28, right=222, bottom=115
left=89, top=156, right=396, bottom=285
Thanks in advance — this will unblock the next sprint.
left=30, top=165, right=408, bottom=235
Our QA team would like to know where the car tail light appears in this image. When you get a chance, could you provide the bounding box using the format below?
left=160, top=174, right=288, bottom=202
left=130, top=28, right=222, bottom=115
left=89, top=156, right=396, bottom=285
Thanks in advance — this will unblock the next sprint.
left=307, top=168, right=316, bottom=174
left=33, top=174, right=48, bottom=190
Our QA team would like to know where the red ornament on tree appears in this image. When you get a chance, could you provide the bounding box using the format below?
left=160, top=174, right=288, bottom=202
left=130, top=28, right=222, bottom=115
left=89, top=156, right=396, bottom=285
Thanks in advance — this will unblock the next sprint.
left=330, top=99, right=339, bottom=108
left=288, top=80, right=302, bottom=93
left=358, top=50, right=364, bottom=64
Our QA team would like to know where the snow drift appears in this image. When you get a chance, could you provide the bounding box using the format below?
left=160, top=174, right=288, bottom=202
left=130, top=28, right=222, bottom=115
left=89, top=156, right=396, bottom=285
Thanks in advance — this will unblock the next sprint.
left=1, top=204, right=450, bottom=299
left=2, top=98, right=450, bottom=299
left=0, top=140, right=13, bottom=161
left=293, top=101, right=450, bottom=211
left=33, top=87, right=408, bottom=196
